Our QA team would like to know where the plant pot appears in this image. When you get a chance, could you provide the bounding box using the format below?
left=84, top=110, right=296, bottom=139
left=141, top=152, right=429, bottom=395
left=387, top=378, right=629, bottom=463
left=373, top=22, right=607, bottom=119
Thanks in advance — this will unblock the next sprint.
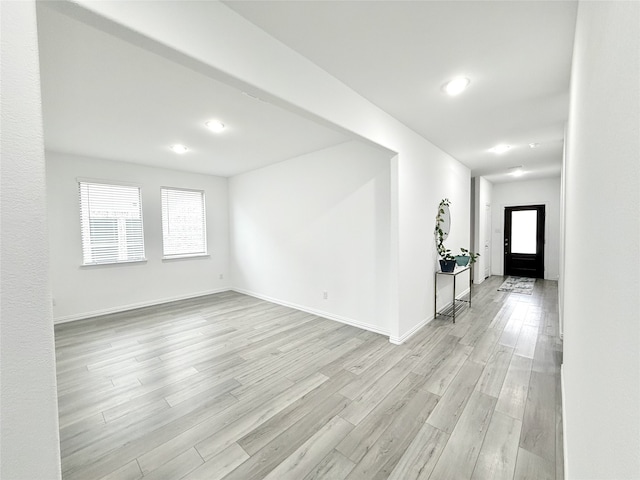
left=455, top=255, right=470, bottom=266
left=439, top=259, right=457, bottom=272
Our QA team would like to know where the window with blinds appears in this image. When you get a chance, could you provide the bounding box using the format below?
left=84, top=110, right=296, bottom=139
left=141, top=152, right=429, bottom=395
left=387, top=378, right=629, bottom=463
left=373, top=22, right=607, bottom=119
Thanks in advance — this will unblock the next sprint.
left=79, top=181, right=145, bottom=265
left=161, top=187, right=207, bottom=258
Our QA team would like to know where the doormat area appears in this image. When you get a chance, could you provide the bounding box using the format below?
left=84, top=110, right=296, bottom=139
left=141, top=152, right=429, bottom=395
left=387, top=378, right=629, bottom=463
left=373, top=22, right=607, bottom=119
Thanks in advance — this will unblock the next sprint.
left=498, top=276, right=536, bottom=294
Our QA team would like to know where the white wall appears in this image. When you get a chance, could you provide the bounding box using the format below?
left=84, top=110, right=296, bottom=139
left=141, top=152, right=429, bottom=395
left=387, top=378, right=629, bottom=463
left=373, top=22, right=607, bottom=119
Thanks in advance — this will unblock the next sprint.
left=62, top=0, right=471, bottom=343
left=472, top=176, right=493, bottom=284
left=395, top=139, right=471, bottom=341
left=0, top=1, right=62, bottom=478
left=491, top=177, right=561, bottom=280
left=558, top=126, right=567, bottom=337
left=428, top=167, right=472, bottom=319
left=562, top=1, right=640, bottom=478
left=47, top=152, right=230, bottom=322
left=230, top=141, right=392, bottom=334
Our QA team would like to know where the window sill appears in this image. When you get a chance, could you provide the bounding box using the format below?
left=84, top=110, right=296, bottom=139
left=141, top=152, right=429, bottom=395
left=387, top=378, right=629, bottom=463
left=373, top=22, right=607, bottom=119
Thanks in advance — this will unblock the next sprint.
left=81, top=259, right=148, bottom=268
left=162, top=254, right=210, bottom=261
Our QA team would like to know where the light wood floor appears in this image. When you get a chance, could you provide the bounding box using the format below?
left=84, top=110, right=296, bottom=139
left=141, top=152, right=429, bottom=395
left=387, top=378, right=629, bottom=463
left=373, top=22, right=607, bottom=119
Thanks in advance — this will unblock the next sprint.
left=55, top=276, right=563, bottom=480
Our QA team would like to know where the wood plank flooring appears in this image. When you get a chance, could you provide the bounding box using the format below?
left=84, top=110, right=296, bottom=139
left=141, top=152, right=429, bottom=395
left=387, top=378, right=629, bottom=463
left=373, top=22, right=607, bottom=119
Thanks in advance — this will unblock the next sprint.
left=55, top=276, right=563, bottom=480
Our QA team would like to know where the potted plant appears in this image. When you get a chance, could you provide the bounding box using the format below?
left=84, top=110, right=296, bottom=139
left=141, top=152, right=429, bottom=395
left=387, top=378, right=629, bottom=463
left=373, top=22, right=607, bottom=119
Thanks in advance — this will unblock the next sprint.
left=435, top=199, right=456, bottom=272
left=455, top=247, right=481, bottom=266
left=438, top=249, right=457, bottom=273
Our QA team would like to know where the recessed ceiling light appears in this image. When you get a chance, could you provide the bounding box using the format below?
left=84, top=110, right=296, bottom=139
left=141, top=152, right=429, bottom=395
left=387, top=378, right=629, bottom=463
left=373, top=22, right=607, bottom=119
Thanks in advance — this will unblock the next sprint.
left=490, top=144, right=511, bottom=154
left=443, top=77, right=471, bottom=96
left=242, top=91, right=263, bottom=101
left=509, top=166, right=525, bottom=177
left=170, top=144, right=188, bottom=154
left=205, top=120, right=226, bottom=133
left=529, top=142, right=540, bottom=149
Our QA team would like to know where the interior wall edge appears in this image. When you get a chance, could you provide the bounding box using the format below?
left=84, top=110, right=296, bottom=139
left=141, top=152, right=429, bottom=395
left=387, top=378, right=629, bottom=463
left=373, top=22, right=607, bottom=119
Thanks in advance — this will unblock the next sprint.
left=0, top=1, right=62, bottom=478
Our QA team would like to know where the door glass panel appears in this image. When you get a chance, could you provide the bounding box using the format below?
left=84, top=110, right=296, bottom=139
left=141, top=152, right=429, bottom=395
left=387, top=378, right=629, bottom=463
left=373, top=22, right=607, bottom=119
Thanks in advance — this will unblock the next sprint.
left=511, top=210, right=537, bottom=253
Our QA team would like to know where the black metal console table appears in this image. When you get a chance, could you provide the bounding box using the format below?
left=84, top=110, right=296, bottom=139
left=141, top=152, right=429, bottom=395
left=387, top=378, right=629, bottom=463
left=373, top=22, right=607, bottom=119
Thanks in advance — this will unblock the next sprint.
left=434, top=265, right=471, bottom=323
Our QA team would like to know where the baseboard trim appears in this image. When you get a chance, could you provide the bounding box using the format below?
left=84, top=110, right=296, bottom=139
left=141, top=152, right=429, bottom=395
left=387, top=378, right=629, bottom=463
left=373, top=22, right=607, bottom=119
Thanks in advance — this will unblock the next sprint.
left=53, top=288, right=231, bottom=324
left=389, top=315, right=433, bottom=345
left=232, top=287, right=390, bottom=337
left=561, top=364, right=568, bottom=479
left=437, top=287, right=471, bottom=313
left=457, top=287, right=471, bottom=300
left=389, top=287, right=471, bottom=345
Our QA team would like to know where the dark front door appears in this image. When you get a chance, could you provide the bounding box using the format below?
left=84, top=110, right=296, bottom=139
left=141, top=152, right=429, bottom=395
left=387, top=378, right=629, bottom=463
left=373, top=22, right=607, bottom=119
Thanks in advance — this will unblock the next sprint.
left=504, top=205, right=545, bottom=278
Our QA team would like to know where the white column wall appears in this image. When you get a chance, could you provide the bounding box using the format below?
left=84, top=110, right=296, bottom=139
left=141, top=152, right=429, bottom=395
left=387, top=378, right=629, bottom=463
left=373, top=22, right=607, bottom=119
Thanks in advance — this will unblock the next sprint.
left=562, top=1, right=640, bottom=478
left=0, top=1, right=62, bottom=478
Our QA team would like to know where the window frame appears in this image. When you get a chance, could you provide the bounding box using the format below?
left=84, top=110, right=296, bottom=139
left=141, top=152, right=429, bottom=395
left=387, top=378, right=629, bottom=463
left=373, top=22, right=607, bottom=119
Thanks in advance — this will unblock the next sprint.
left=160, top=186, right=208, bottom=260
left=77, top=178, right=146, bottom=267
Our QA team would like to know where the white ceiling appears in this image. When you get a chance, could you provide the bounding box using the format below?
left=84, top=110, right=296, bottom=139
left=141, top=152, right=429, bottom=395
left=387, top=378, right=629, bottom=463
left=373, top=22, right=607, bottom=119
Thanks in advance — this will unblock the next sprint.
left=37, top=5, right=351, bottom=177
left=38, top=1, right=578, bottom=182
left=225, top=0, right=578, bottom=182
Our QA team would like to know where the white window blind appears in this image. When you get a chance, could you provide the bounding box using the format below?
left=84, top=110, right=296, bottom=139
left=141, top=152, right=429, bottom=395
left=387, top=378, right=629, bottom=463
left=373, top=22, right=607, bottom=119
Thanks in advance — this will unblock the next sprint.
left=79, top=181, right=145, bottom=265
left=161, top=187, right=207, bottom=258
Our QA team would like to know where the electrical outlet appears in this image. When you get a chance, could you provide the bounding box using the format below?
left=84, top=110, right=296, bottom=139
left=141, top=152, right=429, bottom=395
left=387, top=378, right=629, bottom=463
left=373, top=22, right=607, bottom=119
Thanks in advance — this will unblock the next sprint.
left=219, top=274, right=224, bottom=280
left=52, top=298, right=56, bottom=307
left=323, top=291, right=328, bottom=300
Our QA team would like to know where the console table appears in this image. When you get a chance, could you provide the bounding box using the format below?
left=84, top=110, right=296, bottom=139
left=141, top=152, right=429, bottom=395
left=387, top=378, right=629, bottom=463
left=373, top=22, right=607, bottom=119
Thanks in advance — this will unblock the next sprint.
left=434, top=265, right=471, bottom=323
